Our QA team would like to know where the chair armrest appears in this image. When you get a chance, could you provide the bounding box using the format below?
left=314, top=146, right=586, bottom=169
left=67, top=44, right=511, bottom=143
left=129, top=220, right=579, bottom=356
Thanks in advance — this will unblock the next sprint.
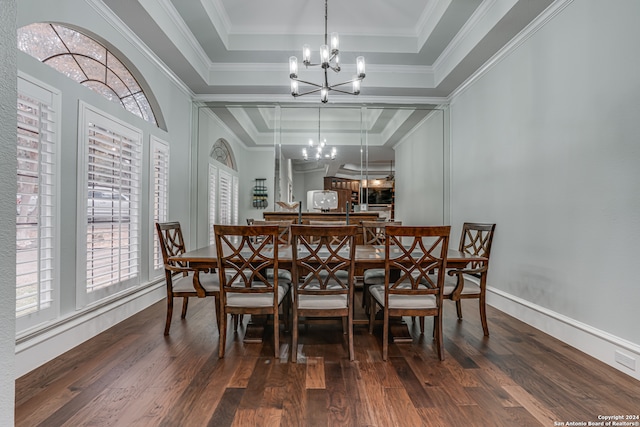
left=446, top=267, right=487, bottom=299
left=447, top=266, right=487, bottom=277
left=165, top=265, right=209, bottom=297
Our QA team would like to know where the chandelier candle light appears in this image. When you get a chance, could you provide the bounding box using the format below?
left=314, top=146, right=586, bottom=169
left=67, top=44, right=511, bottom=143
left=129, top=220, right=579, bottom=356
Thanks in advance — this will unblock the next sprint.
left=303, top=108, right=337, bottom=160
left=289, top=0, right=366, bottom=103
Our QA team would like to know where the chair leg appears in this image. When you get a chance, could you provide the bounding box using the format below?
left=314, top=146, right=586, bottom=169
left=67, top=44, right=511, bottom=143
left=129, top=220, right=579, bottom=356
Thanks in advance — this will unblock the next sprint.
left=382, top=308, right=389, bottom=361
left=479, top=295, right=489, bottom=336
left=348, top=312, right=354, bottom=361
left=180, top=297, right=189, bottom=319
left=456, top=300, right=463, bottom=319
left=368, top=294, right=376, bottom=334
left=362, top=283, right=370, bottom=311
left=435, top=313, right=444, bottom=361
left=233, top=314, right=239, bottom=332
left=283, top=294, right=291, bottom=333
left=273, top=308, right=280, bottom=359
left=218, top=312, right=227, bottom=358
left=214, top=296, right=221, bottom=331
left=419, top=316, right=425, bottom=334
left=342, top=317, right=347, bottom=335
left=164, top=297, right=174, bottom=336
left=291, top=306, right=299, bottom=363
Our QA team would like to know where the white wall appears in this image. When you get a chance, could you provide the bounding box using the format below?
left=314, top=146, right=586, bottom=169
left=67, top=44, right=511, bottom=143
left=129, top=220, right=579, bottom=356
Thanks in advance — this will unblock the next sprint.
left=292, top=171, right=308, bottom=211
left=449, top=0, right=640, bottom=377
left=394, top=110, right=445, bottom=226
left=0, top=0, right=17, bottom=423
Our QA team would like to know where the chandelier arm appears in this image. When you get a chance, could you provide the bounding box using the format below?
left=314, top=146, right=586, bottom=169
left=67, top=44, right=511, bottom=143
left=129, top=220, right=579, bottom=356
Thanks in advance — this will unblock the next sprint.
left=291, top=78, right=323, bottom=89
left=327, top=87, right=357, bottom=95
left=329, top=78, right=363, bottom=89
left=293, top=87, right=323, bottom=97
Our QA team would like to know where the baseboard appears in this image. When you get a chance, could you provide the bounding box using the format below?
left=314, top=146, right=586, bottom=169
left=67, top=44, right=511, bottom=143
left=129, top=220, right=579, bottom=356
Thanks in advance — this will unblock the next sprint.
left=15, top=283, right=165, bottom=378
left=487, top=286, right=640, bottom=382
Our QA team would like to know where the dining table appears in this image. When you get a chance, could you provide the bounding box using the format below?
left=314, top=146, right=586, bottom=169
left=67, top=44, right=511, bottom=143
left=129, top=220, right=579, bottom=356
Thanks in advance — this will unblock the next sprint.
left=169, top=244, right=488, bottom=342
left=170, top=244, right=486, bottom=271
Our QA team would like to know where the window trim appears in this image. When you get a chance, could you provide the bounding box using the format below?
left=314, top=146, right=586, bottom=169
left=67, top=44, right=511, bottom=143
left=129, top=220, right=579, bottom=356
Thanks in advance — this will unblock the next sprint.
left=76, top=101, right=142, bottom=308
left=232, top=175, right=239, bottom=225
left=149, top=135, right=169, bottom=278
left=208, top=163, right=218, bottom=245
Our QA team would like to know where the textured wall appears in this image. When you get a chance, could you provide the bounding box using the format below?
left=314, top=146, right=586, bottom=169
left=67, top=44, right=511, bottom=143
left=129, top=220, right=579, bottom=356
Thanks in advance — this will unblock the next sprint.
left=0, top=0, right=18, bottom=423
left=449, top=0, right=640, bottom=345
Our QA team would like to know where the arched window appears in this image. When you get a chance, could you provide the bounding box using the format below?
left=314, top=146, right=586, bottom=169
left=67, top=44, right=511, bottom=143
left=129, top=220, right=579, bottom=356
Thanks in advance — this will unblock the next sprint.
left=208, top=139, right=238, bottom=236
left=210, top=138, right=236, bottom=171
left=18, top=23, right=159, bottom=127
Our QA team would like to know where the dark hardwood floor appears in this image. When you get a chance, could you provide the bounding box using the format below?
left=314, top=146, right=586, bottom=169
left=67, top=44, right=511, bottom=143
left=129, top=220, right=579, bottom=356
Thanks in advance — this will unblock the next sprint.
left=15, top=289, right=640, bottom=426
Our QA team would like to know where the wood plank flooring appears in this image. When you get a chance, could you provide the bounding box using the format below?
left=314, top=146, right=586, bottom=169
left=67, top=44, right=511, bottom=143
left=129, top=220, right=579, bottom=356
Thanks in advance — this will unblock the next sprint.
left=15, top=290, right=640, bottom=426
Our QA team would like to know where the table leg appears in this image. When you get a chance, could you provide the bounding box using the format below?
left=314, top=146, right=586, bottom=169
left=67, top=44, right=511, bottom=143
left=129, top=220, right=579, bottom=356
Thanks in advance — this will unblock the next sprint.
left=243, top=315, right=267, bottom=343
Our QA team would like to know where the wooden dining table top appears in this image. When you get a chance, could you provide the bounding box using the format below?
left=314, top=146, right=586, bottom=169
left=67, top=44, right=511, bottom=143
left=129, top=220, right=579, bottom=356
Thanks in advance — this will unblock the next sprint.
left=169, top=244, right=487, bottom=269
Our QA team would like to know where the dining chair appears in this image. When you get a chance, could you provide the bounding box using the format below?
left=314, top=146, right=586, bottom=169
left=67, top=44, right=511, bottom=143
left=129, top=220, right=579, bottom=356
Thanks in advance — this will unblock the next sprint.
left=308, top=220, right=347, bottom=245
left=289, top=224, right=359, bottom=362
left=214, top=224, right=291, bottom=358
left=361, top=221, right=402, bottom=313
left=156, top=221, right=221, bottom=335
left=250, top=219, right=295, bottom=284
left=443, top=222, right=496, bottom=336
left=251, top=219, right=294, bottom=244
left=368, top=225, right=450, bottom=361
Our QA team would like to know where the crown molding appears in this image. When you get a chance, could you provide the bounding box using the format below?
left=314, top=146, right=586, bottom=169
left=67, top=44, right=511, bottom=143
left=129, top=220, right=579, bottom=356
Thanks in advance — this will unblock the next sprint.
left=200, top=0, right=231, bottom=50
left=202, top=0, right=231, bottom=48
left=199, top=106, right=250, bottom=150
left=447, top=0, right=575, bottom=103
left=194, top=93, right=449, bottom=106
left=208, top=62, right=432, bottom=75
left=206, top=62, right=435, bottom=94
left=156, top=0, right=212, bottom=70
left=433, top=0, right=507, bottom=86
left=86, top=0, right=194, bottom=98
left=135, top=0, right=211, bottom=83
left=417, top=0, right=452, bottom=50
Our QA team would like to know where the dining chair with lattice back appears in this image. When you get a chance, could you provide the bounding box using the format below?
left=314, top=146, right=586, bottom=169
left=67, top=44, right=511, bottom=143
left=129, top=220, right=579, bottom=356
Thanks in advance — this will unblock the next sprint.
left=249, top=220, right=294, bottom=285
left=289, top=224, right=359, bottom=362
left=361, top=221, right=402, bottom=313
left=368, top=225, right=450, bottom=361
left=214, top=224, right=291, bottom=358
left=308, top=220, right=347, bottom=245
left=156, top=221, right=221, bottom=335
left=443, top=222, right=496, bottom=336
left=251, top=219, right=294, bottom=244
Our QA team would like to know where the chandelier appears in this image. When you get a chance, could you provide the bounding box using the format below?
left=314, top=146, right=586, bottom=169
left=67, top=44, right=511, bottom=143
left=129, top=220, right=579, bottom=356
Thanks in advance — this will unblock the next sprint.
left=303, top=108, right=337, bottom=160
left=289, top=0, right=366, bottom=103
